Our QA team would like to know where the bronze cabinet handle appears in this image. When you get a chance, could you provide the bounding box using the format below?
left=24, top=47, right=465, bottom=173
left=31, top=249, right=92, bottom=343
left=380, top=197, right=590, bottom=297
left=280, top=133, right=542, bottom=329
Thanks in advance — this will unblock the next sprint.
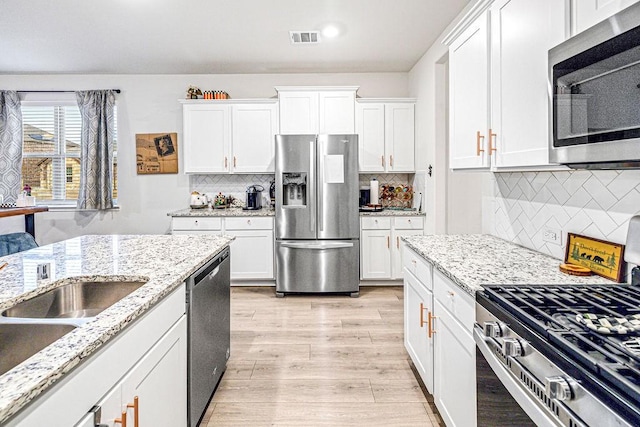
left=476, top=131, right=485, bottom=156
left=224, top=157, right=228, bottom=168
left=126, top=396, right=139, bottom=427
left=234, top=156, right=237, bottom=167
left=390, top=155, right=394, bottom=167
left=420, top=303, right=428, bottom=327
left=428, top=312, right=438, bottom=338
left=115, top=411, right=127, bottom=427
left=397, top=236, right=400, bottom=249
left=489, top=128, right=497, bottom=154
left=387, top=236, right=390, bottom=248
left=381, top=155, right=385, bottom=167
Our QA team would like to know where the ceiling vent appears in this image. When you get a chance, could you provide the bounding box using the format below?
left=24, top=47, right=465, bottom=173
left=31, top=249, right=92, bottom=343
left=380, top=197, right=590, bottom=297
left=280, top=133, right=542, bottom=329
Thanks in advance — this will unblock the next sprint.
left=289, top=31, right=320, bottom=45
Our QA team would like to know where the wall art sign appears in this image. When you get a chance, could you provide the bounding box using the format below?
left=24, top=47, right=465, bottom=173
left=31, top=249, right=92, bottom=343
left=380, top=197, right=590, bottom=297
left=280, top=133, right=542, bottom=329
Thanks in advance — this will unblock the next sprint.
left=565, top=233, right=625, bottom=282
left=136, top=133, right=178, bottom=174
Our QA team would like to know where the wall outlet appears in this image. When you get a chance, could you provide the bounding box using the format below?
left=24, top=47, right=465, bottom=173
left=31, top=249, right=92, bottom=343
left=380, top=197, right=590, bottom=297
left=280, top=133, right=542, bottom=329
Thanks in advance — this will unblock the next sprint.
left=542, top=227, right=562, bottom=245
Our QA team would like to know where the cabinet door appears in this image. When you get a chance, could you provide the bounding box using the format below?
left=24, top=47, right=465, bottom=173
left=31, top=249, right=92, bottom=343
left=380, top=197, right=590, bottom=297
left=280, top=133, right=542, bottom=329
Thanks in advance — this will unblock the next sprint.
left=491, top=0, right=566, bottom=168
left=319, top=91, right=355, bottom=134
left=449, top=11, right=490, bottom=170
left=356, top=102, right=386, bottom=172
left=279, top=91, right=319, bottom=134
left=572, top=0, right=639, bottom=35
left=121, top=316, right=187, bottom=427
left=385, top=103, right=415, bottom=172
left=434, top=300, right=476, bottom=427
left=227, top=229, right=274, bottom=280
left=391, top=228, right=423, bottom=279
left=232, top=103, right=278, bottom=173
left=361, top=229, right=392, bottom=279
left=76, top=382, right=122, bottom=427
left=404, top=270, right=434, bottom=393
left=183, top=104, right=230, bottom=173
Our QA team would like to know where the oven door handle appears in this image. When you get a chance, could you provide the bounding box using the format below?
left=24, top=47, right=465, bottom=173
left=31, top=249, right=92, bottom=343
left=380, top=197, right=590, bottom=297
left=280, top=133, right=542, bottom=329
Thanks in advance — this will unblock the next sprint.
left=473, top=327, right=560, bottom=427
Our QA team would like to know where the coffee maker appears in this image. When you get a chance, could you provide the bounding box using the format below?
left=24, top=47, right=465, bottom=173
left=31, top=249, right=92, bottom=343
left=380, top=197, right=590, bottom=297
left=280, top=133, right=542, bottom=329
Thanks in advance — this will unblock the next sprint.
left=245, top=185, right=264, bottom=210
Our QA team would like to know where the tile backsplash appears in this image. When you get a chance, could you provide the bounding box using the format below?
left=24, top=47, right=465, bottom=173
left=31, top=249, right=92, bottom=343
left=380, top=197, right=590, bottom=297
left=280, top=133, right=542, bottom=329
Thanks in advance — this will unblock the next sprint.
left=486, top=170, right=640, bottom=267
left=190, top=174, right=274, bottom=205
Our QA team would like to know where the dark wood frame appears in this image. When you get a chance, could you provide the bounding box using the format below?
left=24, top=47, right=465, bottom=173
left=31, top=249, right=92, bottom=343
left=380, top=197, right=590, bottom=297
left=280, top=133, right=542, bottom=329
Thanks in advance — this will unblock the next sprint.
left=564, top=232, right=625, bottom=282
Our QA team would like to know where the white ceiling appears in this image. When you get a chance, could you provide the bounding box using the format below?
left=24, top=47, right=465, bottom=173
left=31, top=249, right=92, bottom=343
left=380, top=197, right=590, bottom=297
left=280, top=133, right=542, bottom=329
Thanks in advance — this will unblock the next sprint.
left=0, top=0, right=469, bottom=75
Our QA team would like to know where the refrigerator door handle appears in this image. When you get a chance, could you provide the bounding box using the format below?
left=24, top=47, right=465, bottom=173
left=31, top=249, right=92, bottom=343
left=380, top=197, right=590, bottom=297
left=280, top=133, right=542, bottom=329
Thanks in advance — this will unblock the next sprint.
left=281, top=242, right=354, bottom=250
left=309, top=139, right=315, bottom=233
left=318, top=137, right=324, bottom=232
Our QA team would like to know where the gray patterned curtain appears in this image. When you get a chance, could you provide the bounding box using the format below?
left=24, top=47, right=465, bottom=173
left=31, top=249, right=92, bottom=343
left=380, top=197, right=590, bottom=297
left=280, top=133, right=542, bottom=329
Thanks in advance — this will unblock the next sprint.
left=76, top=90, right=116, bottom=210
left=0, top=91, right=23, bottom=204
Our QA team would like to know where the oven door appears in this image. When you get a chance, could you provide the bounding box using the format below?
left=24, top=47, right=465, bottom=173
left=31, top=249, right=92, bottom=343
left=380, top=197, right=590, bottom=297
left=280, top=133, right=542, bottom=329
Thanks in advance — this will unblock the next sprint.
left=474, top=326, right=554, bottom=427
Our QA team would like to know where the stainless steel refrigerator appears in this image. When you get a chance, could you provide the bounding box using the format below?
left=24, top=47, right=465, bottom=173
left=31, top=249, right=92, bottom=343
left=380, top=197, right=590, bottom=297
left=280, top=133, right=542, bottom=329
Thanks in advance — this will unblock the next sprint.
left=275, top=134, right=360, bottom=297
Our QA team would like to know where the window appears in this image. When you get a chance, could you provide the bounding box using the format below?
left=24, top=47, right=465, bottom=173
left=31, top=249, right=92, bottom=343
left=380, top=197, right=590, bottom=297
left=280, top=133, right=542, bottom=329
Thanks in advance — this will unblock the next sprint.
left=21, top=100, right=117, bottom=205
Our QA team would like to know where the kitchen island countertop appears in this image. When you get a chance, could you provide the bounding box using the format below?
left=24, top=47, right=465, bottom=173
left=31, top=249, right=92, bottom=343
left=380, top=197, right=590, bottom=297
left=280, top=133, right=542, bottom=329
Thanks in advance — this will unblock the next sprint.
left=403, top=234, right=616, bottom=296
left=0, top=234, right=232, bottom=424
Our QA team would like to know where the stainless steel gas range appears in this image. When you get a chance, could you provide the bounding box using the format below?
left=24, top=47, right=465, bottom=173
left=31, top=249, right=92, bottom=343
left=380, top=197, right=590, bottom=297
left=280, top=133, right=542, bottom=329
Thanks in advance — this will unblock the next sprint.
left=475, top=284, right=640, bottom=427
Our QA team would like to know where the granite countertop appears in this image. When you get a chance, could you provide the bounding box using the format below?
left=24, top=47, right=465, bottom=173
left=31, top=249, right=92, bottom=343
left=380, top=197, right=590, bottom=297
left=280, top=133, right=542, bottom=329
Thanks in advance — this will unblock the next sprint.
left=360, top=209, right=425, bottom=217
left=0, top=234, right=233, bottom=424
left=403, top=234, right=615, bottom=296
left=168, top=207, right=275, bottom=217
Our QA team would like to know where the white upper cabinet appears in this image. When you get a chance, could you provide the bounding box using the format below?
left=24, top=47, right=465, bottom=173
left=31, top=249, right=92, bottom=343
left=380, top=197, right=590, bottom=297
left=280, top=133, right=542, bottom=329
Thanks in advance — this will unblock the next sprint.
left=356, top=100, right=416, bottom=172
left=183, top=104, right=230, bottom=173
left=277, top=87, right=357, bottom=135
left=232, top=103, right=278, bottom=173
left=445, top=0, right=567, bottom=170
left=448, top=11, right=490, bottom=170
left=182, top=100, right=278, bottom=174
left=490, top=0, right=566, bottom=168
left=572, top=0, right=640, bottom=35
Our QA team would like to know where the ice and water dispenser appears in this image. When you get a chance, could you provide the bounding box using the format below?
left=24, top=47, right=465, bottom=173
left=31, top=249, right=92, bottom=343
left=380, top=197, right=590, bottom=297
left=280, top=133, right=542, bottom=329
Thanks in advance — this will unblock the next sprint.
left=282, top=172, right=307, bottom=206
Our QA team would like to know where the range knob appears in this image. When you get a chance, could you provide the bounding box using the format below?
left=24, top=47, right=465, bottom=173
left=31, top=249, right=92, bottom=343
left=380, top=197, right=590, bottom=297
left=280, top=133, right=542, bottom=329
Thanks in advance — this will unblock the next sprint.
left=502, top=338, right=523, bottom=357
left=545, top=376, right=573, bottom=401
left=484, top=321, right=503, bottom=338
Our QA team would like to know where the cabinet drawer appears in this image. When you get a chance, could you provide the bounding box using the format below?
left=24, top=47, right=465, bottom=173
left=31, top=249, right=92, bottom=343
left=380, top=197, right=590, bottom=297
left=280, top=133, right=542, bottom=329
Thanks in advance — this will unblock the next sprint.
left=225, top=217, right=273, bottom=230
left=433, top=269, right=475, bottom=332
left=403, top=246, right=432, bottom=289
left=393, top=216, right=424, bottom=230
left=172, top=217, right=222, bottom=231
left=361, top=216, right=391, bottom=230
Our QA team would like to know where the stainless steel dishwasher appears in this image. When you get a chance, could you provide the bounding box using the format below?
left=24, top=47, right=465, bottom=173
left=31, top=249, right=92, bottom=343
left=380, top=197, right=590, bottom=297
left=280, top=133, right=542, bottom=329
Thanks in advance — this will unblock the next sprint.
left=186, top=248, right=230, bottom=427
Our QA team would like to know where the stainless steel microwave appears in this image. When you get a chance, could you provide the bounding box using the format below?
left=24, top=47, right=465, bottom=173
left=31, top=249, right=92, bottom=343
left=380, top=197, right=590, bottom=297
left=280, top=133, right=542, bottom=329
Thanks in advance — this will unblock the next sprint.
left=549, top=3, right=640, bottom=169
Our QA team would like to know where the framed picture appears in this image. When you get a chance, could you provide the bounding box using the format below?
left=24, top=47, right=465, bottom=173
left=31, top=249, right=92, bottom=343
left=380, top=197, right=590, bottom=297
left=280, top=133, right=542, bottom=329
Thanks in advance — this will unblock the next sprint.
left=136, top=133, right=178, bottom=174
left=565, top=233, right=625, bottom=282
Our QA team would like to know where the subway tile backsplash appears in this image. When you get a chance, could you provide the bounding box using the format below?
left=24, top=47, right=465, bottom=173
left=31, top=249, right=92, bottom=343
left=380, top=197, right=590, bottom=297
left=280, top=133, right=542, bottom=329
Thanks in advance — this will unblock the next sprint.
left=486, top=170, right=640, bottom=263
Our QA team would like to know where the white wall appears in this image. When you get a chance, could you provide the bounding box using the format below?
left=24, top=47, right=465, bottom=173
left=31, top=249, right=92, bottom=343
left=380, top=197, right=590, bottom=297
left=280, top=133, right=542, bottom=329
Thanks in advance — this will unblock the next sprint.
left=408, top=3, right=485, bottom=235
left=0, top=73, right=408, bottom=245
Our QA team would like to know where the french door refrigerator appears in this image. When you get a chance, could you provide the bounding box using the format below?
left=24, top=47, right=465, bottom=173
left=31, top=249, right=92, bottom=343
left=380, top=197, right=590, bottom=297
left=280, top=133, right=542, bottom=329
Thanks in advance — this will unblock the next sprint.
left=275, top=134, right=360, bottom=297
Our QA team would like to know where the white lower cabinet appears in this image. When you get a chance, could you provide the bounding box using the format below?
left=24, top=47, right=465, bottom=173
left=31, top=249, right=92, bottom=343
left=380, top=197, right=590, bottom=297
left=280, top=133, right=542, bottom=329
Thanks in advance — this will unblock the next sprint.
left=433, top=299, right=476, bottom=427
left=85, top=316, right=187, bottom=427
left=9, top=285, right=187, bottom=427
left=403, top=247, right=476, bottom=427
left=225, top=217, right=274, bottom=280
left=361, top=216, right=424, bottom=280
left=171, top=216, right=274, bottom=281
left=404, top=269, right=434, bottom=393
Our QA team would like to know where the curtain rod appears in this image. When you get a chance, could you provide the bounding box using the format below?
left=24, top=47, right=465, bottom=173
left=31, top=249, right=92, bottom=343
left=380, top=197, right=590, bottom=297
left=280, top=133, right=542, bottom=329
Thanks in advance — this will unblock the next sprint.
left=17, top=89, right=121, bottom=94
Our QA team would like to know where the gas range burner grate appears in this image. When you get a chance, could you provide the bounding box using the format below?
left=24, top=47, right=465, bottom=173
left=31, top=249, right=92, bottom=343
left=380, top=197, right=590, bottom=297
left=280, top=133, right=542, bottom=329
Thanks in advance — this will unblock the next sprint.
left=622, top=338, right=640, bottom=357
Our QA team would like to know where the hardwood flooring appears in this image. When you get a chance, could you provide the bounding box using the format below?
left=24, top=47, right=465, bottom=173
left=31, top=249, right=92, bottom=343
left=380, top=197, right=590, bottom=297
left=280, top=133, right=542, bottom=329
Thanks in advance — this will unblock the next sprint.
left=204, top=286, right=443, bottom=426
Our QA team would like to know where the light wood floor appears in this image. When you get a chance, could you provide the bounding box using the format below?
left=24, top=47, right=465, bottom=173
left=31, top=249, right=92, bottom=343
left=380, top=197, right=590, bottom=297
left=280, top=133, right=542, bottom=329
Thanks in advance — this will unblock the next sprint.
left=201, top=286, right=443, bottom=426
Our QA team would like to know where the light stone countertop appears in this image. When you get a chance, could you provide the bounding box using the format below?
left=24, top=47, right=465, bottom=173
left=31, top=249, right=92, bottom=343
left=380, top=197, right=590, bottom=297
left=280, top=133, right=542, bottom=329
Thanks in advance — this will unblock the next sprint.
left=168, top=207, right=275, bottom=217
left=360, top=209, right=425, bottom=217
left=168, top=207, right=423, bottom=218
left=0, top=234, right=233, bottom=424
left=402, top=234, right=616, bottom=296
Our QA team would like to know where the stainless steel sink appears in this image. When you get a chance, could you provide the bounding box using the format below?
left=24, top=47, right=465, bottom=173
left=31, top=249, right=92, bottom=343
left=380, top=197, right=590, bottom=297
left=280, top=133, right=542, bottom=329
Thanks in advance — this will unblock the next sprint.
left=0, top=323, right=76, bottom=375
left=2, top=281, right=146, bottom=319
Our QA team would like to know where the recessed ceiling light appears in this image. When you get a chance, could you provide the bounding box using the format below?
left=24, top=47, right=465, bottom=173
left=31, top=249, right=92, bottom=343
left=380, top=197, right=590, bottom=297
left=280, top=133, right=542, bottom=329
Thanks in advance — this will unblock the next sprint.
left=322, top=25, right=340, bottom=38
